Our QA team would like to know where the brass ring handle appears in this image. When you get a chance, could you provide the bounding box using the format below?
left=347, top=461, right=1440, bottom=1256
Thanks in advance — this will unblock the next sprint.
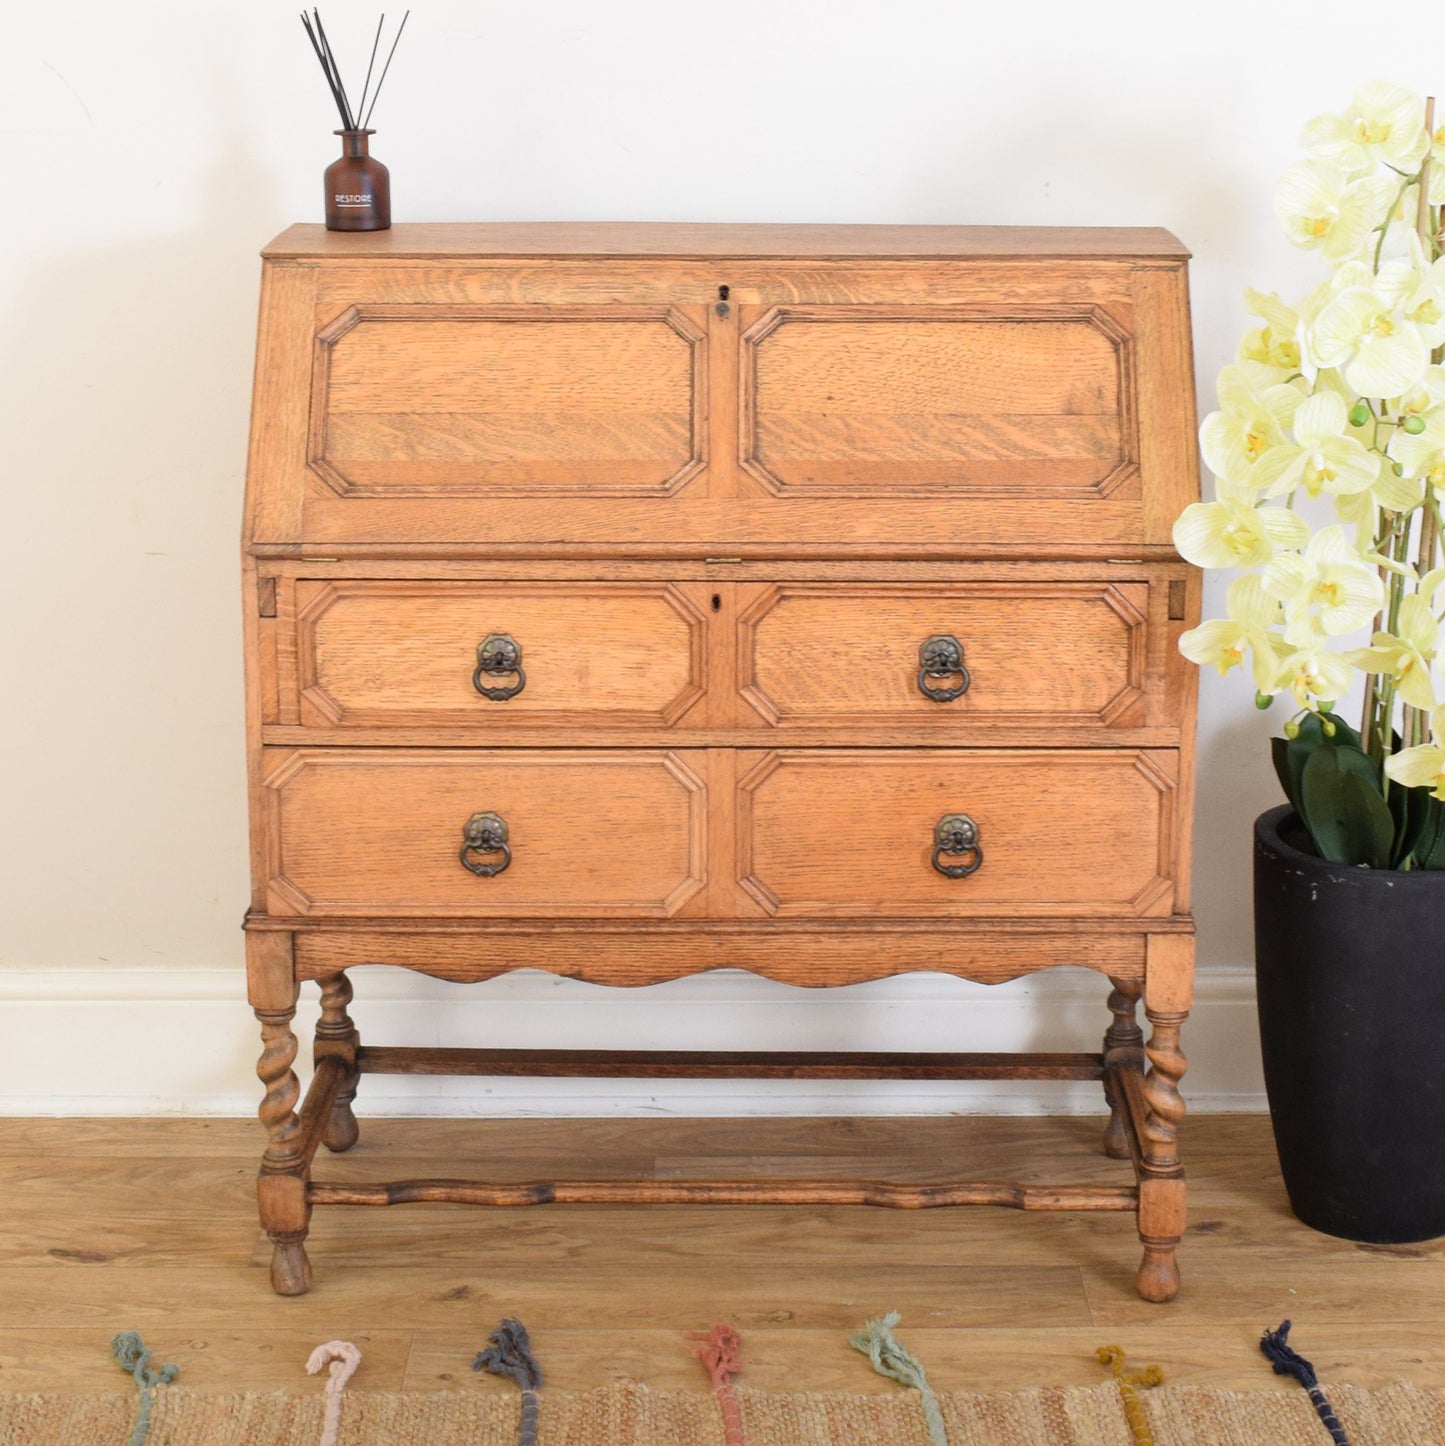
left=932, top=813, right=983, bottom=878
left=473, top=633, right=525, bottom=701
left=917, top=635, right=970, bottom=702
left=460, top=811, right=511, bottom=877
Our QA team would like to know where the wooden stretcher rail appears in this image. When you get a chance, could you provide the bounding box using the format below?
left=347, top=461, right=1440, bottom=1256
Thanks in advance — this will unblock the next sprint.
left=306, top=1177, right=1141, bottom=1211
left=354, top=1046, right=1108, bottom=1081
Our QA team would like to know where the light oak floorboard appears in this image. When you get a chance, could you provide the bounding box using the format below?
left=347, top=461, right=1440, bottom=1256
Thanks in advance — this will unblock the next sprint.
left=3, top=1115, right=1443, bottom=1395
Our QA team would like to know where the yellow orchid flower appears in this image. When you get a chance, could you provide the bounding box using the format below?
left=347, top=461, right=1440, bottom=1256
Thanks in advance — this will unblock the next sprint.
left=1431, top=120, right=1445, bottom=206
left=1254, top=391, right=1379, bottom=499
left=1397, top=365, right=1445, bottom=423
left=1262, top=524, right=1386, bottom=648
left=1310, top=260, right=1433, bottom=400
left=1172, top=495, right=1309, bottom=570
left=1384, top=708, right=1445, bottom=799
left=1237, top=289, right=1302, bottom=380
left=1275, top=647, right=1355, bottom=709
left=1275, top=160, right=1395, bottom=262
left=1200, top=363, right=1304, bottom=491
left=1301, top=80, right=1430, bottom=175
left=1343, top=594, right=1440, bottom=711
left=1389, top=412, right=1445, bottom=495
left=1178, top=576, right=1284, bottom=691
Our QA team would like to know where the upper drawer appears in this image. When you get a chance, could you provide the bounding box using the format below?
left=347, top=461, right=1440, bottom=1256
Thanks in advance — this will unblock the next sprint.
left=245, top=261, right=1197, bottom=556
left=285, top=579, right=708, bottom=730
left=736, top=581, right=1160, bottom=732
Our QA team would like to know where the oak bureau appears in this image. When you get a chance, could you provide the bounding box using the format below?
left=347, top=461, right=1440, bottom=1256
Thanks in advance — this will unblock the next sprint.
left=241, top=223, right=1200, bottom=1300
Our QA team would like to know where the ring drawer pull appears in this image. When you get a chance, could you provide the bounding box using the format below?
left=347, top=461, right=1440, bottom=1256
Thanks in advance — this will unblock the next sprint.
left=460, top=812, right=512, bottom=877
left=473, top=633, right=526, bottom=701
left=932, top=813, right=983, bottom=878
left=917, top=635, right=970, bottom=702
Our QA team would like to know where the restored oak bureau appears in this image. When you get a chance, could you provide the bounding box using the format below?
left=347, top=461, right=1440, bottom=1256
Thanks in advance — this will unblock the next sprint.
left=242, top=223, right=1200, bottom=1300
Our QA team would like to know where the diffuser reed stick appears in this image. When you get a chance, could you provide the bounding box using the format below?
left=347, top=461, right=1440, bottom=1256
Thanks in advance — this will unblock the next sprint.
left=298, top=11, right=409, bottom=130
left=299, top=10, right=408, bottom=231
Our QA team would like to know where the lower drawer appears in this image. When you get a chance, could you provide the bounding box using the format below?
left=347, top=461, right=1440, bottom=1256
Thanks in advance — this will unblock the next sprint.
left=261, top=748, right=707, bottom=917
left=258, top=746, right=1179, bottom=921
left=736, top=749, right=1179, bottom=918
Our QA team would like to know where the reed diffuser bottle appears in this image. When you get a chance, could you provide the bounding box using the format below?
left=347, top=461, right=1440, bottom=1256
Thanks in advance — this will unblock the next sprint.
left=326, top=130, right=390, bottom=231
left=300, top=10, right=408, bottom=233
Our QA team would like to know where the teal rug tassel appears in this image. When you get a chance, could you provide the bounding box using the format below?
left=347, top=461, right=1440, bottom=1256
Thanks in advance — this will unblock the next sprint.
left=110, top=1332, right=178, bottom=1446
left=850, top=1312, right=947, bottom=1446
left=475, top=1318, right=543, bottom=1446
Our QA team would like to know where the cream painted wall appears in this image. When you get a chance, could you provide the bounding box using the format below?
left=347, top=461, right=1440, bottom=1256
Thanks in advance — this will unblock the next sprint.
left=0, top=0, right=1434, bottom=1114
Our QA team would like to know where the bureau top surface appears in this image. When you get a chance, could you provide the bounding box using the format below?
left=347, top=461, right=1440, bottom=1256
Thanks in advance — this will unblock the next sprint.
left=262, top=222, right=1190, bottom=262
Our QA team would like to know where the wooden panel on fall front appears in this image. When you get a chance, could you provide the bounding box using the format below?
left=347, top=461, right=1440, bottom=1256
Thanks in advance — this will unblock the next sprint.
left=735, top=749, right=1178, bottom=919
left=738, top=305, right=1137, bottom=499
left=284, top=579, right=709, bottom=730
left=260, top=748, right=707, bottom=917
left=307, top=304, right=708, bottom=498
left=735, top=580, right=1155, bottom=731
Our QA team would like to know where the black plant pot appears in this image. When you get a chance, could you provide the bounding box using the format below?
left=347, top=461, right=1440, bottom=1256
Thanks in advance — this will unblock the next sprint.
left=1254, top=804, right=1445, bottom=1242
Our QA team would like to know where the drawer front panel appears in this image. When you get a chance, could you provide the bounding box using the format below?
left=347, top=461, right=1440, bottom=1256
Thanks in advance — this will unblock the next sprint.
left=291, top=580, right=707, bottom=729
left=736, top=749, right=1177, bottom=918
left=310, top=304, right=707, bottom=499
left=740, top=305, right=1138, bottom=501
left=737, top=582, right=1149, bottom=729
left=262, top=749, right=706, bottom=917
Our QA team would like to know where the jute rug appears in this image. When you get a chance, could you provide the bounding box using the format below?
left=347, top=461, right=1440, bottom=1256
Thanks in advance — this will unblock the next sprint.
left=3, top=1379, right=1444, bottom=1446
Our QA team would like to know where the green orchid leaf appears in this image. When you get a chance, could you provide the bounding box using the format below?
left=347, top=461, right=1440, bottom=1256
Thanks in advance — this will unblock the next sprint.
left=1415, top=798, right=1445, bottom=871
left=1281, top=713, right=1332, bottom=815
left=1271, top=737, right=1297, bottom=812
left=1319, top=710, right=1363, bottom=752
left=1299, top=745, right=1394, bottom=868
left=1392, top=784, right=1437, bottom=868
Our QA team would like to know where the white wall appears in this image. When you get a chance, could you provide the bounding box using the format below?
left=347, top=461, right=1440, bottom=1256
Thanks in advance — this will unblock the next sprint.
left=1, top=0, right=1433, bottom=1116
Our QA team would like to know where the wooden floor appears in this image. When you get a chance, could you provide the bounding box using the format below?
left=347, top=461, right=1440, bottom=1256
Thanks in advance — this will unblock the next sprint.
left=2, top=1114, right=1442, bottom=1400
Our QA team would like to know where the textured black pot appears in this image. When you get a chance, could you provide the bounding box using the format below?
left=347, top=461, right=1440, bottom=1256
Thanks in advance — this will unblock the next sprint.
left=1254, top=804, right=1445, bottom=1242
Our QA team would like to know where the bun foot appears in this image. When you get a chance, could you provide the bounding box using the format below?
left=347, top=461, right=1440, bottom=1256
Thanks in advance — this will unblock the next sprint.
left=1102, top=1111, right=1132, bottom=1160
left=323, top=1097, right=360, bottom=1154
left=269, top=1235, right=313, bottom=1296
left=1135, top=1241, right=1180, bottom=1302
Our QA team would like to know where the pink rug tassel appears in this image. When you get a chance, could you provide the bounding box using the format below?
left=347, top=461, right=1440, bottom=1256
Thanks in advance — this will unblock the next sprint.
left=306, top=1340, right=362, bottom=1446
left=689, top=1322, right=745, bottom=1446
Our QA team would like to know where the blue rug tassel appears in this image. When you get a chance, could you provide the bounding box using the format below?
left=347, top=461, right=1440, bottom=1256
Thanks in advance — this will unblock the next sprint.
left=1260, top=1320, right=1349, bottom=1446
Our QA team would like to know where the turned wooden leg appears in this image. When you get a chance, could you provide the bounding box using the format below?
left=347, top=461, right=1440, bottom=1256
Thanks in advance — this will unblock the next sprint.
left=249, top=932, right=312, bottom=1296
left=1135, top=934, right=1192, bottom=1303
left=316, top=973, right=361, bottom=1154
left=1101, top=974, right=1144, bottom=1160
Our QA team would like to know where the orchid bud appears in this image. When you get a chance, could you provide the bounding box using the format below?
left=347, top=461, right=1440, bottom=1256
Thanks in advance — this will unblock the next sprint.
left=1283, top=718, right=1300, bottom=738
left=1404, top=414, right=1427, bottom=435
left=1321, top=716, right=1336, bottom=737
left=1349, top=402, right=1371, bottom=427
left=1256, top=690, right=1274, bottom=710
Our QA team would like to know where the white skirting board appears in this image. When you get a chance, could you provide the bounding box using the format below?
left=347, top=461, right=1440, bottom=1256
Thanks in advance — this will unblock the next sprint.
left=0, top=965, right=1264, bottom=1117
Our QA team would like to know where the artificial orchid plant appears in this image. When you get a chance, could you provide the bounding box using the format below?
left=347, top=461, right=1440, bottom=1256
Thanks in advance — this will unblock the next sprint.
left=1175, top=80, right=1445, bottom=868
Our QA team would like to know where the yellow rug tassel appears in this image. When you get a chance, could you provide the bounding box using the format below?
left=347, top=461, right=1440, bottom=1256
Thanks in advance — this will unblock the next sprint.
left=1095, top=1345, right=1163, bottom=1446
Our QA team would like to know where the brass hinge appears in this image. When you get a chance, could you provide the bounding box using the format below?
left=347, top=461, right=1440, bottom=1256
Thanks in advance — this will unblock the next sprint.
left=704, top=556, right=743, bottom=564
